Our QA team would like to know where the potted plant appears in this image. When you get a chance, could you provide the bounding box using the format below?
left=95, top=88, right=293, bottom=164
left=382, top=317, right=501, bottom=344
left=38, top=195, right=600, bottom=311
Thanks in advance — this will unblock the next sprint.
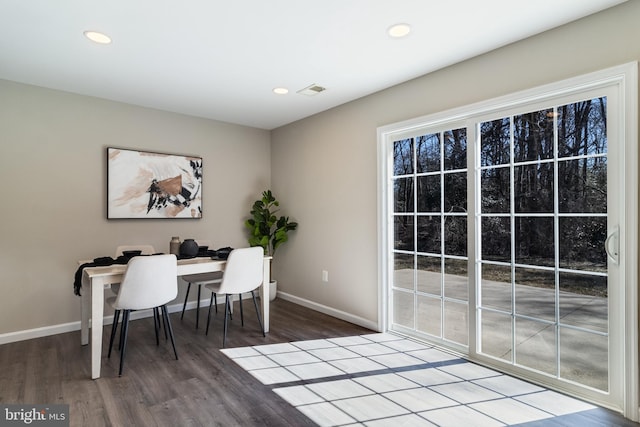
left=245, top=190, right=298, bottom=300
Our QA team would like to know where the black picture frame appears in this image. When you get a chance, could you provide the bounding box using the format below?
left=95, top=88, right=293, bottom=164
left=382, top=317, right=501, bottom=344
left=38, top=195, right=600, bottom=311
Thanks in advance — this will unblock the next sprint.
left=107, top=147, right=202, bottom=219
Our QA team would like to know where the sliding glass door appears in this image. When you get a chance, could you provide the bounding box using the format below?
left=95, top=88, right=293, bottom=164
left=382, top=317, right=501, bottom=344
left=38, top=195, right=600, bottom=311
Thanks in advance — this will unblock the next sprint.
left=392, top=128, right=469, bottom=350
left=380, top=64, right=636, bottom=414
left=477, top=97, right=610, bottom=391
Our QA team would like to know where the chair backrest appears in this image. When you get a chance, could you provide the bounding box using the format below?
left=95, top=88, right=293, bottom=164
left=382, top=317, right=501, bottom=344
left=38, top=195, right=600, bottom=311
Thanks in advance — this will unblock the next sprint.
left=217, top=247, right=264, bottom=295
left=115, top=245, right=156, bottom=257
left=114, top=254, right=178, bottom=310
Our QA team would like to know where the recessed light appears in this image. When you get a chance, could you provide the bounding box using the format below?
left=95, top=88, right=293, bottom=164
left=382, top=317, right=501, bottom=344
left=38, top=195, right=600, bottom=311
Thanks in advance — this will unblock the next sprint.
left=273, top=87, right=289, bottom=95
left=84, top=30, right=112, bottom=44
left=388, top=23, right=411, bottom=38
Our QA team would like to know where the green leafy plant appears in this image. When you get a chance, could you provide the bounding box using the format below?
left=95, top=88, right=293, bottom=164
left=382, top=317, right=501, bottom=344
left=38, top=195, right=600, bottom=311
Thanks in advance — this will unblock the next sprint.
left=245, top=190, right=298, bottom=256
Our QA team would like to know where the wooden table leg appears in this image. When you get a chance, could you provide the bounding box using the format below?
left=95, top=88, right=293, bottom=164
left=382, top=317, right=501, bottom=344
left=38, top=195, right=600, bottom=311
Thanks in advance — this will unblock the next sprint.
left=80, top=282, right=90, bottom=346
left=90, top=277, right=105, bottom=379
left=262, top=259, right=270, bottom=333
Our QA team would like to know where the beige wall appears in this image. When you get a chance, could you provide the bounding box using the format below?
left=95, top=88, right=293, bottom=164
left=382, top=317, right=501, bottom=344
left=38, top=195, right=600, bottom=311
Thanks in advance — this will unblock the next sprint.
left=270, top=1, right=640, bottom=326
left=0, top=80, right=270, bottom=335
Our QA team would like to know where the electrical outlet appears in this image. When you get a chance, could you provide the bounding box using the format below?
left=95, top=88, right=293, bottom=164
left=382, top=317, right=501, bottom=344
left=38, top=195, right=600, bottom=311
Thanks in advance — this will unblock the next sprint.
left=322, top=270, right=329, bottom=282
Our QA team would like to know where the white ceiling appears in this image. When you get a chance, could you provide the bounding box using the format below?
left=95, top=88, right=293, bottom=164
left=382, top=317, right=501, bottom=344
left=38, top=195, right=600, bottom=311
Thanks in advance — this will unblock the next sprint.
left=0, top=0, right=626, bottom=130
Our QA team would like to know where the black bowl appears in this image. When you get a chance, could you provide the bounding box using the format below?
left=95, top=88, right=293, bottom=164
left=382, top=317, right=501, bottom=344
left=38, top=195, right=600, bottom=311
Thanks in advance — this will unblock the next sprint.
left=122, top=250, right=142, bottom=257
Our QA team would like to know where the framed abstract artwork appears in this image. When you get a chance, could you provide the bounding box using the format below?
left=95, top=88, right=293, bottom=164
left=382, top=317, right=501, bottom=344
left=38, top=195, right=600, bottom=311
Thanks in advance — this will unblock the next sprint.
left=107, top=147, right=202, bottom=219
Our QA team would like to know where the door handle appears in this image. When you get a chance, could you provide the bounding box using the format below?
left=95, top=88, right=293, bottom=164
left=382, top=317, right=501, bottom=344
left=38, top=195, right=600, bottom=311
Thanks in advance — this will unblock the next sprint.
left=605, top=225, right=619, bottom=265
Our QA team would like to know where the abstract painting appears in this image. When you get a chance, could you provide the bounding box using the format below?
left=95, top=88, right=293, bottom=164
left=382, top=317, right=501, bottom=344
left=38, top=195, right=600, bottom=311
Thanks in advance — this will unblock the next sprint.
left=107, top=147, right=202, bottom=219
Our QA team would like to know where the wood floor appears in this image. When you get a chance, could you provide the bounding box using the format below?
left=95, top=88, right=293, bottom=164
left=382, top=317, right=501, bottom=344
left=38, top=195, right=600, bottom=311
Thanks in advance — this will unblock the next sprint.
left=0, top=298, right=637, bottom=426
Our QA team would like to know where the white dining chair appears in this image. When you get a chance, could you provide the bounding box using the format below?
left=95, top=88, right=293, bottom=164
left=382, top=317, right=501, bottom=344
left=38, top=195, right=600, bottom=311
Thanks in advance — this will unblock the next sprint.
left=204, top=247, right=265, bottom=347
left=107, top=254, right=178, bottom=376
left=180, top=240, right=222, bottom=329
left=110, top=245, right=156, bottom=295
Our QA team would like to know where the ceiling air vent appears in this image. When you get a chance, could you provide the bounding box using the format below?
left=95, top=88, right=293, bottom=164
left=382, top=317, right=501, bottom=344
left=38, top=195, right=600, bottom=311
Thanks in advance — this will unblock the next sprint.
left=297, top=84, right=326, bottom=96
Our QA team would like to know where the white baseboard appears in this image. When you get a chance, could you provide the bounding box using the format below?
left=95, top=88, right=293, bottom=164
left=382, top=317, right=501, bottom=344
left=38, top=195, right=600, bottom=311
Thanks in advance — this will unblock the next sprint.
left=277, top=291, right=379, bottom=331
left=0, top=321, right=80, bottom=345
left=0, top=293, right=377, bottom=345
left=0, top=299, right=214, bottom=345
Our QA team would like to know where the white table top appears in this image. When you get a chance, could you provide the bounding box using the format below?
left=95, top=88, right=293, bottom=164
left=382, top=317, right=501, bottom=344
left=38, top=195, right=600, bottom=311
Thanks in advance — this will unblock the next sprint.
left=81, top=256, right=248, bottom=283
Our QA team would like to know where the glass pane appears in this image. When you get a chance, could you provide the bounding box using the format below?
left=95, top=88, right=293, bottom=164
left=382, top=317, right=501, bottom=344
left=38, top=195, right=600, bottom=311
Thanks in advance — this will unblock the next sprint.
left=481, top=118, right=510, bottom=167
left=515, top=267, right=555, bottom=321
left=444, top=216, right=467, bottom=257
left=394, top=216, right=413, bottom=251
left=416, top=134, right=440, bottom=173
left=417, top=295, right=441, bottom=337
left=481, top=264, right=512, bottom=312
left=417, top=175, right=440, bottom=212
left=559, top=272, right=607, bottom=333
left=515, top=217, right=554, bottom=267
left=558, top=158, right=607, bottom=213
left=514, top=163, right=554, bottom=213
left=559, top=217, right=607, bottom=271
left=393, top=290, right=414, bottom=329
left=393, top=138, right=413, bottom=176
left=417, top=216, right=440, bottom=254
left=515, top=318, right=556, bottom=376
left=560, top=328, right=608, bottom=391
left=480, top=310, right=512, bottom=361
left=393, top=253, right=414, bottom=290
left=444, top=258, right=467, bottom=302
left=513, top=109, right=554, bottom=162
left=558, top=97, right=607, bottom=158
left=444, top=301, right=468, bottom=345
left=481, top=167, right=510, bottom=213
left=481, top=216, right=510, bottom=262
left=444, top=172, right=467, bottom=213
left=394, top=177, right=414, bottom=212
left=444, top=128, right=467, bottom=170
left=417, top=255, right=441, bottom=295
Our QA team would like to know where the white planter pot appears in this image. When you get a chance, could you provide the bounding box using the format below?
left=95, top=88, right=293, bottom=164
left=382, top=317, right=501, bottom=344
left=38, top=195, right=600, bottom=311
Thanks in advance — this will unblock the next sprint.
left=260, top=280, right=277, bottom=301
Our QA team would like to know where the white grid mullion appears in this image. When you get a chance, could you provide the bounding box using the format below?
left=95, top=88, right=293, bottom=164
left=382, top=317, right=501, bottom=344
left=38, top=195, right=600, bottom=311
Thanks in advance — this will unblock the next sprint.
left=553, top=105, right=562, bottom=378
left=509, top=116, right=516, bottom=365
left=474, top=122, right=483, bottom=355
left=440, top=131, right=446, bottom=339
left=413, top=137, right=418, bottom=332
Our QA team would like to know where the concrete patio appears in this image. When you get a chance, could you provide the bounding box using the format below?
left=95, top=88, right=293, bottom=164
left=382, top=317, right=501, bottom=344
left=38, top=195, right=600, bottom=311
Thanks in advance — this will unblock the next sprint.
left=393, top=269, right=608, bottom=391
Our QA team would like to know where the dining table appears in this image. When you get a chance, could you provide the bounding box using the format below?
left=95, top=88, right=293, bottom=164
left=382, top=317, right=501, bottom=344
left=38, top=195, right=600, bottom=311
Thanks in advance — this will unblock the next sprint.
left=79, top=255, right=272, bottom=379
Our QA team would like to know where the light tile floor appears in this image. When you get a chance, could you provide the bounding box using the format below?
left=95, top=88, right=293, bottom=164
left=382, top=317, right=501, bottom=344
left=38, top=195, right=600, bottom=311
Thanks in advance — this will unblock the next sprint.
left=221, top=333, right=598, bottom=426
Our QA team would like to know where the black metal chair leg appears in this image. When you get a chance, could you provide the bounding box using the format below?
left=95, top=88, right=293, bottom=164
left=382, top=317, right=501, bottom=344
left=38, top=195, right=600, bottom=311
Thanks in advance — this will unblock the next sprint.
left=153, top=307, right=160, bottom=345
left=117, top=309, right=127, bottom=351
left=196, top=284, right=202, bottom=329
left=223, top=295, right=231, bottom=348
left=153, top=307, right=162, bottom=345
left=181, top=283, right=191, bottom=319
left=108, top=309, right=121, bottom=358
left=119, top=310, right=131, bottom=376
left=251, top=291, right=265, bottom=337
left=161, top=307, right=168, bottom=340
left=214, top=293, right=218, bottom=313
left=206, top=293, right=215, bottom=335
left=161, top=305, right=178, bottom=360
left=239, top=293, right=244, bottom=326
